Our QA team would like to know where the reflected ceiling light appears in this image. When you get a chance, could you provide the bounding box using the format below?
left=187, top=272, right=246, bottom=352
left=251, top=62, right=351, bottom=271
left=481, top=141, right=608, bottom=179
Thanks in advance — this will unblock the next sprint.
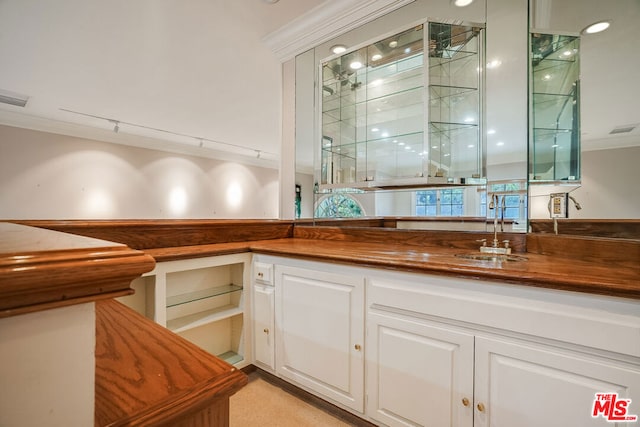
left=350, top=61, right=363, bottom=70
left=398, top=142, right=405, bottom=146
left=582, top=20, right=611, bottom=34
left=453, top=0, right=474, bottom=6
left=371, top=127, right=379, bottom=132
left=389, top=40, right=398, bottom=48
left=331, top=44, right=347, bottom=54
left=381, top=132, right=389, bottom=137
left=486, top=59, right=502, bottom=69
left=467, top=144, right=475, bottom=148
left=487, top=129, right=496, bottom=135
left=404, top=48, right=411, bottom=54
left=371, top=79, right=383, bottom=86
left=404, top=146, right=411, bottom=150
left=542, top=74, right=552, bottom=81
left=552, top=144, right=559, bottom=148
left=496, top=141, right=505, bottom=146
left=464, top=117, right=475, bottom=123
left=371, top=54, right=382, bottom=61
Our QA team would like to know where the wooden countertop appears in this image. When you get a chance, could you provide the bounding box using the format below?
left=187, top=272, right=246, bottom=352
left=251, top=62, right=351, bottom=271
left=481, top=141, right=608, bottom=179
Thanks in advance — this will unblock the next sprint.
left=145, top=237, right=639, bottom=300
left=248, top=238, right=640, bottom=299
left=0, top=222, right=156, bottom=317
left=95, top=299, right=248, bottom=426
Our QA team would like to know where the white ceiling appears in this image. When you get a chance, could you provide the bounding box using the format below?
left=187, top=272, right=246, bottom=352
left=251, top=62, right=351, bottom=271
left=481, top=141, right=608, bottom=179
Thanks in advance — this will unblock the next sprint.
left=1, top=0, right=638, bottom=169
left=0, top=0, right=326, bottom=166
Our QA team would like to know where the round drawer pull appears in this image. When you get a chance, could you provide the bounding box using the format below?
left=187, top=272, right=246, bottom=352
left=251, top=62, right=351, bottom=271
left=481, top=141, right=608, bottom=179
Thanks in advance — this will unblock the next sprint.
left=263, top=328, right=269, bottom=334
left=462, top=397, right=470, bottom=407
left=477, top=402, right=486, bottom=412
left=354, top=344, right=362, bottom=351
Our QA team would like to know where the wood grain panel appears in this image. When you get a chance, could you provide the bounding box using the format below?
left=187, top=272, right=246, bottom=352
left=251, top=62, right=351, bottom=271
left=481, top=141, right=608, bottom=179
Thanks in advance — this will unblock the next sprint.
left=293, top=226, right=528, bottom=253
left=529, top=219, right=640, bottom=239
left=11, top=220, right=294, bottom=250
left=0, top=223, right=155, bottom=317
left=527, top=234, right=640, bottom=269
left=95, top=299, right=247, bottom=427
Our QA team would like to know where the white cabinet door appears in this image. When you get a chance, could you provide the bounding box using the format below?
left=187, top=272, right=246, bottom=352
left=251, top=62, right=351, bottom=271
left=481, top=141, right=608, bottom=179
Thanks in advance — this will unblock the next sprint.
left=253, top=284, right=275, bottom=371
left=474, top=336, right=640, bottom=427
left=275, top=264, right=365, bottom=413
left=367, top=311, right=474, bottom=427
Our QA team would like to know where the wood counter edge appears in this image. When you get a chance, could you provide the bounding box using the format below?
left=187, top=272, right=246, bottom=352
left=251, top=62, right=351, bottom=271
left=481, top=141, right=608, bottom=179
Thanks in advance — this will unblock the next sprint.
left=0, top=223, right=156, bottom=318
left=95, top=299, right=248, bottom=427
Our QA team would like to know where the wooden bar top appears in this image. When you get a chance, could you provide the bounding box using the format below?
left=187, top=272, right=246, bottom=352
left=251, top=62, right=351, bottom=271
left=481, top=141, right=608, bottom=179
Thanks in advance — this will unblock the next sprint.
left=0, top=222, right=155, bottom=318
left=95, top=299, right=248, bottom=426
left=248, top=238, right=640, bottom=299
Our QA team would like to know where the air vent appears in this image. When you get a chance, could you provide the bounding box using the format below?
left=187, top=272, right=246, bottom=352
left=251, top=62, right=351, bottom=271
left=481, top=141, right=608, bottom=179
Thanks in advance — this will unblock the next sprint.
left=609, top=124, right=637, bottom=134
left=0, top=89, right=29, bottom=107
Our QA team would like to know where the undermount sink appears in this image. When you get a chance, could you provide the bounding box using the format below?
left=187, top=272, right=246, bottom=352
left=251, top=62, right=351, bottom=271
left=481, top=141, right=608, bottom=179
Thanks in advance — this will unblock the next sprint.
left=455, top=253, right=528, bottom=262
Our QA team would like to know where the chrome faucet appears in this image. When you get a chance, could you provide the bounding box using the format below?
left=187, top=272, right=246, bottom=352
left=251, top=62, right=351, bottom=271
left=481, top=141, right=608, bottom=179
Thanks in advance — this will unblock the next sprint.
left=481, top=194, right=511, bottom=254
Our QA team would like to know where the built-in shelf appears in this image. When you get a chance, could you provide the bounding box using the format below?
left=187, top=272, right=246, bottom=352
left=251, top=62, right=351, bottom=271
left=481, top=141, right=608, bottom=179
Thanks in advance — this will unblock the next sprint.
left=117, top=253, right=250, bottom=368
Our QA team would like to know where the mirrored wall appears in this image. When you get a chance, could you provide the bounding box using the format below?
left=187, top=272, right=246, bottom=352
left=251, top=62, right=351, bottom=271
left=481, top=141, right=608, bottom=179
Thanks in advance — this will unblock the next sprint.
left=294, top=0, right=639, bottom=230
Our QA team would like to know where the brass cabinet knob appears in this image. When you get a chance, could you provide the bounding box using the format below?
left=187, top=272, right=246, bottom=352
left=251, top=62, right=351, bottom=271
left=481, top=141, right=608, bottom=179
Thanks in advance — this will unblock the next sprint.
left=354, top=344, right=362, bottom=351
left=477, top=402, right=486, bottom=412
left=263, top=328, right=269, bottom=334
left=462, top=397, right=470, bottom=407
left=258, top=272, right=264, bottom=278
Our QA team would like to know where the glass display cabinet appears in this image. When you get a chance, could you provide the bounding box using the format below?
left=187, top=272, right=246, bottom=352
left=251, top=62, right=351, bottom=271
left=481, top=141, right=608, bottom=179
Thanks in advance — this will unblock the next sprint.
left=529, top=33, right=580, bottom=183
left=319, top=22, right=485, bottom=191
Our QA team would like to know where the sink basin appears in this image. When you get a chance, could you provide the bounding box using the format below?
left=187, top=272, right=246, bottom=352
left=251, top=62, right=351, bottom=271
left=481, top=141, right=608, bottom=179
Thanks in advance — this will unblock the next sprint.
left=455, top=253, right=528, bottom=262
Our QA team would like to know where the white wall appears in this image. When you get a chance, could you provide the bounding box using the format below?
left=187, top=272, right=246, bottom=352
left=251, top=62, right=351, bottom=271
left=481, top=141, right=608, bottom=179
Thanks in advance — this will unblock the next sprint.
left=0, top=125, right=279, bottom=219
left=0, top=303, right=95, bottom=427
left=529, top=146, right=640, bottom=219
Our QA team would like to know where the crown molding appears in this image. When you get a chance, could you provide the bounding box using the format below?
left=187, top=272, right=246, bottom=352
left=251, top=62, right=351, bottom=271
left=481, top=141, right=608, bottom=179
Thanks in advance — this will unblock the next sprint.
left=263, top=0, right=415, bottom=62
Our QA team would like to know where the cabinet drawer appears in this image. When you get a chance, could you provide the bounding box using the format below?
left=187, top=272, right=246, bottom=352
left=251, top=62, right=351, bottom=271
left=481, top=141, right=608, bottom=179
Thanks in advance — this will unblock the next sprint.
left=254, top=262, right=273, bottom=285
left=368, top=272, right=640, bottom=358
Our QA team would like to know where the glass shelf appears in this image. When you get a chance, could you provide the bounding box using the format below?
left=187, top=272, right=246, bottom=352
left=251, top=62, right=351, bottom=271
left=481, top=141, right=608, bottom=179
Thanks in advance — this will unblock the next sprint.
left=166, top=284, right=242, bottom=308
left=167, top=305, right=243, bottom=333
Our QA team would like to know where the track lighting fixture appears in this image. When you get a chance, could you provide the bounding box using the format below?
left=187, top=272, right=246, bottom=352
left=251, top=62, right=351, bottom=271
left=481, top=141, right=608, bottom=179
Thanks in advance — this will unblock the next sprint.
left=59, top=108, right=276, bottom=160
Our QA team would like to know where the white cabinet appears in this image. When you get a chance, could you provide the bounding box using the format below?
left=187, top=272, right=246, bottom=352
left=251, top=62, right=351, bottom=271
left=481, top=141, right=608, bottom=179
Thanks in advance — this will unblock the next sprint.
left=275, top=262, right=365, bottom=413
left=252, top=262, right=275, bottom=371
left=474, top=336, right=640, bottom=427
left=117, top=253, right=251, bottom=367
left=367, top=271, right=640, bottom=427
left=367, top=311, right=474, bottom=427
left=247, top=255, right=640, bottom=426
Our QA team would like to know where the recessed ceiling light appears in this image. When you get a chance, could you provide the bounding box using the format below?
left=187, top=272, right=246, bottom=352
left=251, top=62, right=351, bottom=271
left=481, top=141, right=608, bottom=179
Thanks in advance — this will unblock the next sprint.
left=453, top=0, right=474, bottom=6
left=582, top=20, right=611, bottom=35
left=371, top=54, right=382, bottom=61
left=331, top=44, right=347, bottom=54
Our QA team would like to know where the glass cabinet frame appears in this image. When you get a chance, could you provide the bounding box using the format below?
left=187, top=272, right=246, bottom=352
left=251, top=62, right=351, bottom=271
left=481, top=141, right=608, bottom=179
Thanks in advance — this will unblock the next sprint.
left=317, top=21, right=486, bottom=192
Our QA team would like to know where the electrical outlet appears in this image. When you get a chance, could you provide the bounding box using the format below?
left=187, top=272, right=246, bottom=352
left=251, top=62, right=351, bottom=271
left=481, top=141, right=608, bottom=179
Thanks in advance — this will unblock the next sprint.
left=549, top=193, right=569, bottom=218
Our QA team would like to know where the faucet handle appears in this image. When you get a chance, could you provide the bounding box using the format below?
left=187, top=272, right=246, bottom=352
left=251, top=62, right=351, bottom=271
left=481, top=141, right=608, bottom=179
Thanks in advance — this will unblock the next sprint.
left=502, top=240, right=510, bottom=249
left=476, top=238, right=487, bottom=247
